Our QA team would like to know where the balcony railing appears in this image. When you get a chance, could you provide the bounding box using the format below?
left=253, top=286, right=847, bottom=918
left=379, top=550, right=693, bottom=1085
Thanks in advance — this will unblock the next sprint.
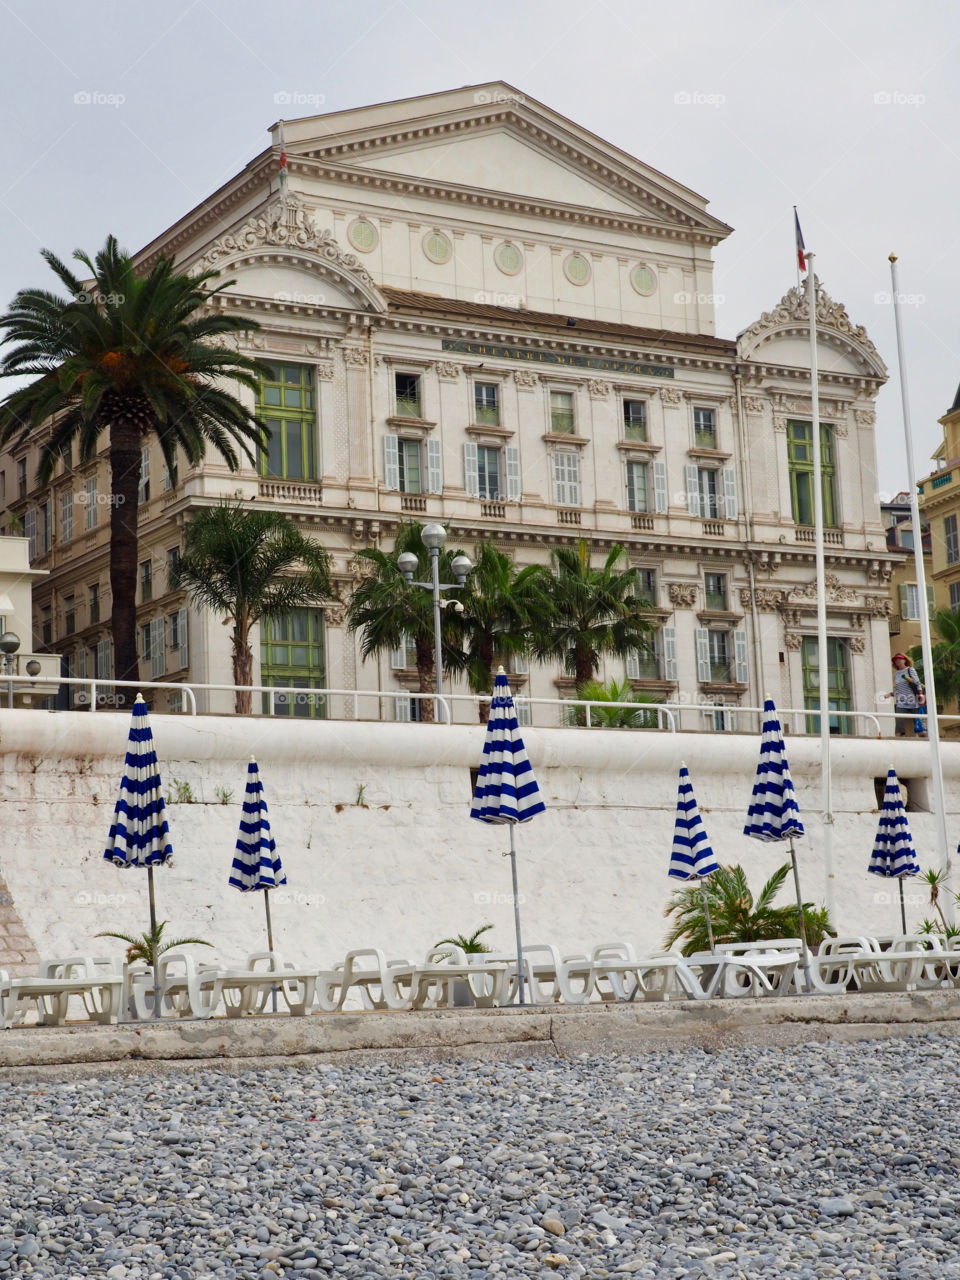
left=631, top=514, right=654, bottom=531
left=480, top=501, right=506, bottom=518
left=557, top=509, right=581, bottom=525
left=396, top=397, right=421, bottom=419
left=795, top=527, right=843, bottom=545
left=401, top=494, right=427, bottom=512
left=550, top=412, right=575, bottom=434
left=258, top=479, right=323, bottom=504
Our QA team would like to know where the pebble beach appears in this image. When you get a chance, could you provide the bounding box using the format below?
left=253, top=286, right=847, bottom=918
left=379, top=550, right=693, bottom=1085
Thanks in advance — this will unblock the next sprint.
left=2, top=1033, right=957, bottom=1278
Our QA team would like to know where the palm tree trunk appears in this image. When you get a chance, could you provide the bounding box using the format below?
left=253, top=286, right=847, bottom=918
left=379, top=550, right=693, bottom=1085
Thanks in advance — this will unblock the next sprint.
left=109, top=422, right=142, bottom=707
left=477, top=636, right=495, bottom=722
left=233, top=632, right=253, bottom=715
left=415, top=632, right=435, bottom=724
left=574, top=645, right=595, bottom=693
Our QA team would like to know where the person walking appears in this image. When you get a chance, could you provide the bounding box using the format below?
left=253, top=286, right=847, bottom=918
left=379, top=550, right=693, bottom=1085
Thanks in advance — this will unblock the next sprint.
left=888, top=653, right=927, bottom=737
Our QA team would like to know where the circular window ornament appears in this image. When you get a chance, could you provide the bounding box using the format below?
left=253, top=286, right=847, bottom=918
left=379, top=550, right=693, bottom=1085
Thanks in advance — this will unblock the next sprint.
left=423, top=230, right=453, bottom=264
left=563, top=253, right=591, bottom=286
left=347, top=218, right=378, bottom=252
left=494, top=241, right=522, bottom=276
left=631, top=263, right=658, bottom=296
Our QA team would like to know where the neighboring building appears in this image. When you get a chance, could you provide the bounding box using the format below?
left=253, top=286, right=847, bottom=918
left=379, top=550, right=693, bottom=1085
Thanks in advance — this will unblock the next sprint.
left=0, top=538, right=61, bottom=706
left=919, top=384, right=960, bottom=621
left=0, top=83, right=897, bottom=731
left=882, top=491, right=931, bottom=659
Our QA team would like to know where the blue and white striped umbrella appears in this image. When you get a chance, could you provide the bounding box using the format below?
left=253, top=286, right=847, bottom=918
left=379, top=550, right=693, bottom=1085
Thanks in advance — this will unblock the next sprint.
left=743, top=698, right=805, bottom=842
left=869, top=768, right=919, bottom=932
left=104, top=694, right=172, bottom=868
left=470, top=671, right=546, bottom=825
left=470, top=669, right=545, bottom=1004
left=230, top=758, right=286, bottom=892
left=669, top=764, right=720, bottom=881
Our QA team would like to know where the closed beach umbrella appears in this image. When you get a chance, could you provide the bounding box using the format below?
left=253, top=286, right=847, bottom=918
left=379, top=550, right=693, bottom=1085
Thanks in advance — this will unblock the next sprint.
left=104, top=693, right=173, bottom=1017
left=669, top=762, right=720, bottom=951
left=230, top=757, right=287, bottom=952
left=744, top=697, right=813, bottom=992
left=470, top=668, right=546, bottom=1005
left=869, top=766, right=920, bottom=932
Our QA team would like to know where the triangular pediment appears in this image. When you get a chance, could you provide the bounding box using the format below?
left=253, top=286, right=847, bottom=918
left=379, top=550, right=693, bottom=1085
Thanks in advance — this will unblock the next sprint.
left=277, top=83, right=732, bottom=238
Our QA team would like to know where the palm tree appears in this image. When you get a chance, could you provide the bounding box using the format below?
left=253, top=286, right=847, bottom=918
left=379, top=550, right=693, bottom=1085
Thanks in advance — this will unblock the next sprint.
left=96, top=920, right=212, bottom=969
left=0, top=235, right=267, bottom=702
left=530, top=541, right=657, bottom=690
left=456, top=541, right=546, bottom=720
left=575, top=676, right=660, bottom=728
left=170, top=502, right=332, bottom=714
left=910, top=608, right=960, bottom=713
left=346, top=522, right=466, bottom=724
left=663, top=863, right=833, bottom=956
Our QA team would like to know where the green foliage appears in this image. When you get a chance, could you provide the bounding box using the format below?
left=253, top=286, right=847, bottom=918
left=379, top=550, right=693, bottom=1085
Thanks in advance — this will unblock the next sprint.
left=910, top=608, right=960, bottom=711
left=168, top=778, right=195, bottom=804
left=576, top=677, right=660, bottom=728
left=663, top=863, right=833, bottom=956
left=528, top=541, right=657, bottom=690
left=455, top=541, right=546, bottom=700
left=214, top=786, right=233, bottom=805
left=96, top=920, right=213, bottom=968
left=434, top=924, right=494, bottom=954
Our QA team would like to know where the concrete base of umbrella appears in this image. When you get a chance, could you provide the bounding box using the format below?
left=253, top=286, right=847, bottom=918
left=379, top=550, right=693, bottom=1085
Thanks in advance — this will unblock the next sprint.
left=788, top=837, right=814, bottom=994
left=507, top=825, right=527, bottom=1006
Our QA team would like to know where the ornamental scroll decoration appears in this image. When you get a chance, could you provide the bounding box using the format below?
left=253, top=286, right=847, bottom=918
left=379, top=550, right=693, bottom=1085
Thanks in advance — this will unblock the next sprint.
left=514, top=369, right=540, bottom=389
left=587, top=379, right=610, bottom=398
left=323, top=601, right=348, bottom=627
left=660, top=386, right=683, bottom=407
left=668, top=582, right=698, bottom=608
left=197, top=193, right=376, bottom=288
left=435, top=362, right=462, bottom=380
left=738, top=277, right=884, bottom=370
left=742, top=395, right=766, bottom=415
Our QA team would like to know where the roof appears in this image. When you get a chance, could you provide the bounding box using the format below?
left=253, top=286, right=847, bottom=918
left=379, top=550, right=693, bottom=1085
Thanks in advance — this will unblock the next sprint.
left=951, top=381, right=960, bottom=413
left=380, top=288, right=736, bottom=359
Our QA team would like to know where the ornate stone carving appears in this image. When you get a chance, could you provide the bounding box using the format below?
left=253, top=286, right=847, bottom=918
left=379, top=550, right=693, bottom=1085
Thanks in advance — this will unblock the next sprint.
left=738, top=277, right=885, bottom=374
left=784, top=632, right=804, bottom=650
left=660, top=386, right=683, bottom=407
left=587, top=379, right=610, bottom=398
left=342, top=347, right=369, bottom=368
left=740, top=586, right=786, bottom=611
left=773, top=416, right=788, bottom=432
left=855, top=407, right=877, bottom=426
left=867, top=596, right=893, bottom=618
left=436, top=361, right=462, bottom=380
left=832, top=421, right=849, bottom=438
left=742, top=395, right=766, bottom=414
left=668, top=582, right=698, bottom=608
left=197, top=193, right=375, bottom=287
left=315, top=361, right=335, bottom=380
left=514, top=369, right=540, bottom=389
left=848, top=635, right=866, bottom=654
left=324, top=601, right=348, bottom=627
left=787, top=574, right=858, bottom=604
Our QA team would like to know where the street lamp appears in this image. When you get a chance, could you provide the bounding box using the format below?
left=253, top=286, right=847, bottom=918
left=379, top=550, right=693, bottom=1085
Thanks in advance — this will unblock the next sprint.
left=0, top=632, right=20, bottom=709
left=398, top=524, right=472, bottom=722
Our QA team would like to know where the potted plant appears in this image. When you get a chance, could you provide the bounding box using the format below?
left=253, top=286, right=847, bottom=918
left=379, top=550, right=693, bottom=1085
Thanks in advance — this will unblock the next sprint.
left=434, top=924, right=494, bottom=1006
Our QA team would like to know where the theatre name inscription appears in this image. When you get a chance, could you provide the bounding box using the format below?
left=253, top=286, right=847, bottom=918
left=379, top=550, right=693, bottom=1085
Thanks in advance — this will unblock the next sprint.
left=441, top=340, right=674, bottom=379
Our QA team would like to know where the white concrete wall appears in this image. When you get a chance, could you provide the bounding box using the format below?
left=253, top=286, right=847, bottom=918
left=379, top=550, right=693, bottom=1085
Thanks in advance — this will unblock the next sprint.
left=0, top=711, right=955, bottom=972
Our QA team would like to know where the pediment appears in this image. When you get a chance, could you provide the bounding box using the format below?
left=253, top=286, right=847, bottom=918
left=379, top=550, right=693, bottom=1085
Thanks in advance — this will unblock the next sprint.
left=281, top=83, right=732, bottom=239
left=738, top=278, right=887, bottom=380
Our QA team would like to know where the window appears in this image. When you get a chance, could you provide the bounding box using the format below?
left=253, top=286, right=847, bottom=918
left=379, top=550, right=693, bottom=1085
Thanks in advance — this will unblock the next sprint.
left=150, top=617, right=165, bottom=680
left=168, top=607, right=188, bottom=670
left=140, top=622, right=152, bottom=663
left=787, top=421, right=838, bottom=527
left=474, top=383, right=499, bottom=426
left=623, top=399, right=647, bottom=441
left=626, top=637, right=660, bottom=680
left=16, top=459, right=26, bottom=499
left=475, top=446, right=501, bottom=500
left=391, top=633, right=418, bottom=669
left=704, top=703, right=737, bottom=732
left=394, top=695, right=424, bottom=723
left=162, top=452, right=179, bottom=491
left=705, top=572, right=727, bottom=611
left=259, top=363, right=316, bottom=480
left=138, top=447, right=150, bottom=504
left=626, top=461, right=649, bottom=513
left=634, top=569, right=656, bottom=606
left=514, top=697, right=531, bottom=727
left=707, top=630, right=729, bottom=682
left=24, top=508, right=37, bottom=559
left=550, top=390, right=575, bottom=435
left=696, top=626, right=748, bottom=684
left=260, top=608, right=326, bottom=718
left=694, top=407, right=716, bottom=449
left=951, top=582, right=960, bottom=612
left=553, top=450, right=581, bottom=507
left=93, top=636, right=113, bottom=681
left=85, top=476, right=97, bottom=530
left=697, top=468, right=719, bottom=519
left=398, top=439, right=423, bottom=494
left=39, top=500, right=53, bottom=555
left=60, top=490, right=73, bottom=543
left=65, top=597, right=76, bottom=636
left=140, top=560, right=152, bottom=603
left=395, top=372, right=421, bottom=419
left=945, top=514, right=959, bottom=566
left=802, top=636, right=851, bottom=735
left=0, top=471, right=4, bottom=504
left=900, top=583, right=934, bottom=621
left=89, top=584, right=100, bottom=625
left=385, top=436, right=442, bottom=495
left=167, top=546, right=181, bottom=591
left=40, top=605, right=52, bottom=648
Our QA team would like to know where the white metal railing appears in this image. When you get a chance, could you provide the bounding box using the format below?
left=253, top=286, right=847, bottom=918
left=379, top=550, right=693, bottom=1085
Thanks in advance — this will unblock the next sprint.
left=3, top=672, right=956, bottom=740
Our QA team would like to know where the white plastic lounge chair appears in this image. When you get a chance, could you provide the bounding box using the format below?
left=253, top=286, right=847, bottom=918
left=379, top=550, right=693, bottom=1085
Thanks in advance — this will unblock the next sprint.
left=210, top=952, right=322, bottom=1017
left=1, top=957, right=124, bottom=1028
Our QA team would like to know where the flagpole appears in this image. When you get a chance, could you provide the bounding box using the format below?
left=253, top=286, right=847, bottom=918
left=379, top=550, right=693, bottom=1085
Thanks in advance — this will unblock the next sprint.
left=277, top=118, right=287, bottom=207
left=889, top=253, right=950, bottom=887
left=805, top=254, right=836, bottom=919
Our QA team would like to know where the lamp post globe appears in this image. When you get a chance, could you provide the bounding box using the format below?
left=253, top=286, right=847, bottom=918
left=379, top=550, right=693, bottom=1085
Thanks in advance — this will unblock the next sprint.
left=451, top=554, right=472, bottom=585
left=397, top=551, right=418, bottom=582
left=0, top=632, right=20, bottom=656
left=421, top=523, right=447, bottom=551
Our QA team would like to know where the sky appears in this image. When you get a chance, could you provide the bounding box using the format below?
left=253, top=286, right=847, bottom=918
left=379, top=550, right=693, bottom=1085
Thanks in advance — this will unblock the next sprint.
left=0, top=0, right=958, bottom=500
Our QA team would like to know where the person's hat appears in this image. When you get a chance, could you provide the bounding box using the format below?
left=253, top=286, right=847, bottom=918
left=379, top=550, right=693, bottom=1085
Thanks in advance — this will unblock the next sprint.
left=892, top=652, right=910, bottom=663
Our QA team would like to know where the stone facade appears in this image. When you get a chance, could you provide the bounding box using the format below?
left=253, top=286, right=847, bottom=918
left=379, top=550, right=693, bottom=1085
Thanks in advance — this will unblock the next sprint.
left=0, top=83, right=896, bottom=731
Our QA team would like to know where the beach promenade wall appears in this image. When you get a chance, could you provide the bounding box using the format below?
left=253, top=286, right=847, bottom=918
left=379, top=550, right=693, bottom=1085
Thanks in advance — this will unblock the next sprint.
left=0, top=710, right=957, bottom=971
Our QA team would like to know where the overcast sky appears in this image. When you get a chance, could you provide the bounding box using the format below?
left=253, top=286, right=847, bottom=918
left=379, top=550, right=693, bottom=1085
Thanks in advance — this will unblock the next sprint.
left=1, top=0, right=957, bottom=501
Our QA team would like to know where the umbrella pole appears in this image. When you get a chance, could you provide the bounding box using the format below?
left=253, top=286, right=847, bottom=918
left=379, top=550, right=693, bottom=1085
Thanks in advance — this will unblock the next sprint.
left=264, top=889, right=278, bottom=1013
left=788, top=836, right=814, bottom=994
left=147, top=864, right=161, bottom=1020
left=899, top=878, right=908, bottom=934
left=508, top=824, right=527, bottom=1006
left=699, top=881, right=716, bottom=953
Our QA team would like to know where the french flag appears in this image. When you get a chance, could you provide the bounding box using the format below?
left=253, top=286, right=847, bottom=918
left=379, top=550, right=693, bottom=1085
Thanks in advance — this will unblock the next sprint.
left=794, top=208, right=807, bottom=274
